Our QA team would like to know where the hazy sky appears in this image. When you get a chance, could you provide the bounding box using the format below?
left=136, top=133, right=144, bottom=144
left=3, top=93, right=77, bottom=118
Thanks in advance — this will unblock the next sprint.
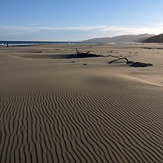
left=0, top=0, right=163, bottom=41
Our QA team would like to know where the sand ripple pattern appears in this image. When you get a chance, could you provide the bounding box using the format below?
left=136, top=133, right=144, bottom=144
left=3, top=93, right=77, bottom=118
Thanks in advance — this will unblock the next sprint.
left=1, top=75, right=163, bottom=163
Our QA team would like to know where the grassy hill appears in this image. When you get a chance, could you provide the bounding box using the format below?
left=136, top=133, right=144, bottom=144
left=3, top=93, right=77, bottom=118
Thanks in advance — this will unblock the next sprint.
left=143, top=33, right=163, bottom=43
left=83, top=34, right=155, bottom=43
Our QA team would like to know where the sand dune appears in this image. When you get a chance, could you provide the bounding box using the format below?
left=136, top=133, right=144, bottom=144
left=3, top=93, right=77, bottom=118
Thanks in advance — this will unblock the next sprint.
left=0, top=44, right=163, bottom=163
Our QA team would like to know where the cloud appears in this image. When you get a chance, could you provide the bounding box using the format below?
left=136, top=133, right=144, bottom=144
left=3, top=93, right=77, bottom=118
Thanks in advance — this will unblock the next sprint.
left=0, top=25, right=108, bottom=32
left=98, top=25, right=163, bottom=35
left=0, top=24, right=162, bottom=40
left=0, top=24, right=162, bottom=33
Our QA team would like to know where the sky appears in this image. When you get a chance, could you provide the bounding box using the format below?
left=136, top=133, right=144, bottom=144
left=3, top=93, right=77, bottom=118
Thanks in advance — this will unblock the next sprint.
left=0, top=0, right=163, bottom=41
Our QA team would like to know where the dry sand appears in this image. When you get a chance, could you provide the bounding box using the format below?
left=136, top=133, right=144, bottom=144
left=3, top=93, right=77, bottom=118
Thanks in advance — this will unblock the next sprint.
left=0, top=43, right=163, bottom=163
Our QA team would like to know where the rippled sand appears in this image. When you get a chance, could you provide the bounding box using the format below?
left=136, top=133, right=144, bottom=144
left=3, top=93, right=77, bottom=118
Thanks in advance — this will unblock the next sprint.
left=0, top=43, right=163, bottom=163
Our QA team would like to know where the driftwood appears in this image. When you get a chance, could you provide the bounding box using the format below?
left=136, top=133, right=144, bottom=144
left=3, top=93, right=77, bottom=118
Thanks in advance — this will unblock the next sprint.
left=109, top=56, right=153, bottom=67
left=75, top=48, right=103, bottom=58
left=75, top=49, right=153, bottom=67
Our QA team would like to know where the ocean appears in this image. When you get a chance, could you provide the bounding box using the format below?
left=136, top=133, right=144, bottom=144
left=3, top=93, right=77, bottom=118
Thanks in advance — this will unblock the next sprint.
left=0, top=41, right=115, bottom=47
left=0, top=41, right=86, bottom=46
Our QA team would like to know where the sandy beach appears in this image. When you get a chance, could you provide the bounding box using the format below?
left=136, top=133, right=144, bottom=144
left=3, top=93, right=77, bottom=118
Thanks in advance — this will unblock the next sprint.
left=0, top=43, right=163, bottom=163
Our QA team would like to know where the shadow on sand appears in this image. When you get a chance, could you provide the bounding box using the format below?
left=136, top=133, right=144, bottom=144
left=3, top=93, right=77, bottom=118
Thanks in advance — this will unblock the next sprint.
left=22, top=53, right=103, bottom=59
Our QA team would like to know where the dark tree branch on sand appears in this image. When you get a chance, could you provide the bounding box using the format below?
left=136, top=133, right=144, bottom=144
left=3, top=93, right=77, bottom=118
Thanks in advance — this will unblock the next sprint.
left=75, top=48, right=103, bottom=57
left=75, top=49, right=153, bottom=67
left=108, top=56, right=153, bottom=67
